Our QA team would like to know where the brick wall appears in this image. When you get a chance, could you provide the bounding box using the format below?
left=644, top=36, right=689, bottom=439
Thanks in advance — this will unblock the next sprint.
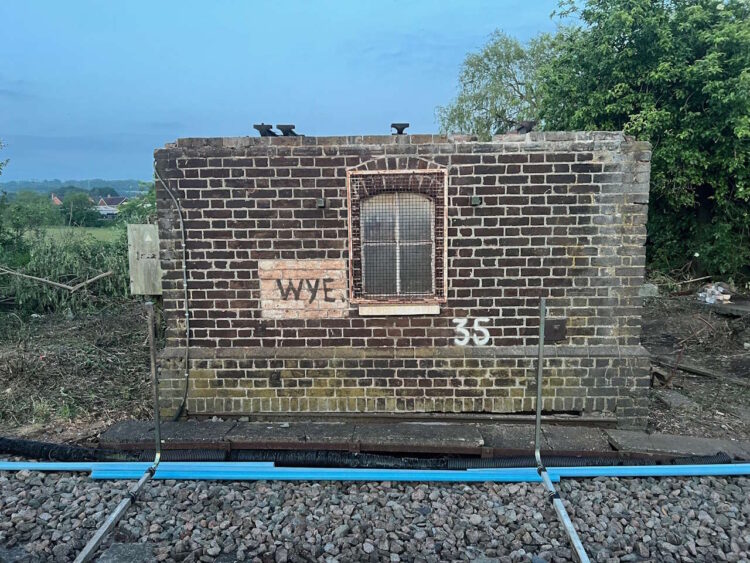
left=154, top=131, right=652, bottom=427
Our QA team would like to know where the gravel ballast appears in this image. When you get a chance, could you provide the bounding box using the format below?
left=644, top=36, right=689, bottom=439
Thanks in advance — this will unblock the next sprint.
left=0, top=471, right=748, bottom=562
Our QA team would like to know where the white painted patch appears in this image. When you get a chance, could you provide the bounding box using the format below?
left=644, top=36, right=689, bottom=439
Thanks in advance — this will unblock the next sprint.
left=358, top=303, right=440, bottom=316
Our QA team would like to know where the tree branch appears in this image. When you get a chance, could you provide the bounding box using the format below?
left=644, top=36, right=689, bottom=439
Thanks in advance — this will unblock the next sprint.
left=0, top=267, right=113, bottom=293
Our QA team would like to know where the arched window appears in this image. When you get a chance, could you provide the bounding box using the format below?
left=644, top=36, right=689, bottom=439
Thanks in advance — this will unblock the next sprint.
left=361, top=192, right=434, bottom=297
left=348, top=169, right=447, bottom=303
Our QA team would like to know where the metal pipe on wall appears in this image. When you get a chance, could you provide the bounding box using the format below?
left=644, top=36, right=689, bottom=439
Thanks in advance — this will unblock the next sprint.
left=147, top=302, right=162, bottom=464
left=534, top=297, right=591, bottom=563
left=153, top=163, right=191, bottom=421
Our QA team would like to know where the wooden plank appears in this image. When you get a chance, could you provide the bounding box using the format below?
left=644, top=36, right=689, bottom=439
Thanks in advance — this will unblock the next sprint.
left=127, top=224, right=162, bottom=295
left=651, top=355, right=750, bottom=388
left=704, top=300, right=750, bottom=317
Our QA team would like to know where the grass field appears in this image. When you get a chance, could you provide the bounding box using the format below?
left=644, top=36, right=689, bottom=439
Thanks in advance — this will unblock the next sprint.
left=42, top=225, right=122, bottom=242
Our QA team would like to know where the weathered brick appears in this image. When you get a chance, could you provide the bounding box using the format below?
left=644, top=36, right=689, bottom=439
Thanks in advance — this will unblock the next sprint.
left=155, top=132, right=651, bottom=428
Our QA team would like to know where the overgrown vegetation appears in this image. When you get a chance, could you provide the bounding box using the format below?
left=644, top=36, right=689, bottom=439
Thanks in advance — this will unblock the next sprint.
left=0, top=146, right=155, bottom=429
left=4, top=232, right=130, bottom=313
left=439, top=0, right=750, bottom=281
left=117, top=183, right=156, bottom=224
left=0, top=143, right=155, bottom=314
left=0, top=302, right=152, bottom=427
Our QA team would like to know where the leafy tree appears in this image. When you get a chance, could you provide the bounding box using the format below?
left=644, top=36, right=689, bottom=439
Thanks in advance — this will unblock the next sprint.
left=0, top=191, right=61, bottom=245
left=13, top=192, right=61, bottom=227
left=60, top=192, right=100, bottom=227
left=437, top=1, right=750, bottom=279
left=117, top=182, right=156, bottom=224
left=437, top=31, right=551, bottom=139
left=538, top=0, right=750, bottom=278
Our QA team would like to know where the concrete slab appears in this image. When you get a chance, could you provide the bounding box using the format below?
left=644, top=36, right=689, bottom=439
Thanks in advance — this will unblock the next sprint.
left=477, top=424, right=536, bottom=451
left=304, top=422, right=357, bottom=449
left=102, top=419, right=750, bottom=459
left=654, top=389, right=698, bottom=411
left=226, top=422, right=355, bottom=450
left=352, top=422, right=484, bottom=454
left=159, top=420, right=236, bottom=445
left=606, top=430, right=750, bottom=460
left=226, top=422, right=308, bottom=449
left=99, top=420, right=236, bottom=449
left=541, top=425, right=612, bottom=452
left=97, top=543, right=155, bottom=563
left=99, top=419, right=154, bottom=447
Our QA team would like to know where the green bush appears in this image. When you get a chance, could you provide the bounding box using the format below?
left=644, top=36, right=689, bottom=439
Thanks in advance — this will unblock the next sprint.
left=117, top=183, right=156, bottom=224
left=59, top=192, right=101, bottom=227
left=1, top=230, right=130, bottom=313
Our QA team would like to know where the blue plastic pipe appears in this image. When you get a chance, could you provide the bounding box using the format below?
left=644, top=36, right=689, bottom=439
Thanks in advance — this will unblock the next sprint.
left=91, top=465, right=547, bottom=482
left=551, top=463, right=750, bottom=479
left=0, top=462, right=96, bottom=472
left=2, top=461, right=750, bottom=482
left=0, top=461, right=273, bottom=473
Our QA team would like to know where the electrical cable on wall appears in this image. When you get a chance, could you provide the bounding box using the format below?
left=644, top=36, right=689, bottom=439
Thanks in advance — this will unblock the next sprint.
left=153, top=163, right=191, bottom=421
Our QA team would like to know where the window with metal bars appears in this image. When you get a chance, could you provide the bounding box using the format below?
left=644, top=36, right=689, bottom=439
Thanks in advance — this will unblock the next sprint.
left=348, top=170, right=446, bottom=302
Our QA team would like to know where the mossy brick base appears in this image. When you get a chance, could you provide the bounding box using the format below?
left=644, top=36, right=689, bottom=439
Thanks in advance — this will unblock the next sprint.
left=158, top=345, right=650, bottom=428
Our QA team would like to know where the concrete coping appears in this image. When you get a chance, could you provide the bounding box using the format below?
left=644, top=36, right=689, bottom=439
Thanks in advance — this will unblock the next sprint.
left=163, top=131, right=631, bottom=150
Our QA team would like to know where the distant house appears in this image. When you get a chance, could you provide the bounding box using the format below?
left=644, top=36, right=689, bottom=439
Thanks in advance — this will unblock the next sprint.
left=96, top=196, right=128, bottom=219
left=97, top=196, right=128, bottom=207
left=50, top=193, right=63, bottom=206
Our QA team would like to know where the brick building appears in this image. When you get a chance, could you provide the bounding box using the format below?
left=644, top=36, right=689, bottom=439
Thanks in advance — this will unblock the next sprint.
left=155, top=131, right=651, bottom=428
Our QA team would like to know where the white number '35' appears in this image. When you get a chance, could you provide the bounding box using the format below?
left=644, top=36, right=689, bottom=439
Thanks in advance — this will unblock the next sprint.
left=452, top=317, right=490, bottom=346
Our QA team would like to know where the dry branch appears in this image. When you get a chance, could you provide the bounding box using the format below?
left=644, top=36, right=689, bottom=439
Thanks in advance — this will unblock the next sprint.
left=675, top=275, right=712, bottom=285
left=0, top=267, right=113, bottom=293
left=650, top=355, right=750, bottom=388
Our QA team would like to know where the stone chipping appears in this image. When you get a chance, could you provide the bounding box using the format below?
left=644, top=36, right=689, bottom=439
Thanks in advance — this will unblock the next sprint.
left=1, top=470, right=748, bottom=562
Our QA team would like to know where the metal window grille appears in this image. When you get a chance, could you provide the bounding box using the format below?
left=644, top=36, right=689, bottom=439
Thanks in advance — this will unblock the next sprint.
left=348, top=170, right=446, bottom=302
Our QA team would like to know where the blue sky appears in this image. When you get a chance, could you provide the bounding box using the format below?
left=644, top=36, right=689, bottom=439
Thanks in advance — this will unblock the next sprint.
left=0, top=1, right=557, bottom=181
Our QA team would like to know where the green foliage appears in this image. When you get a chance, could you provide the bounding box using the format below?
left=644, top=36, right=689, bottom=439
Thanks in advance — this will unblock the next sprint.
left=0, top=302, right=153, bottom=426
left=438, top=0, right=750, bottom=279
left=117, top=182, right=156, bottom=224
left=8, top=191, right=61, bottom=231
left=437, top=31, right=551, bottom=139
left=59, top=192, right=101, bottom=227
left=0, top=190, right=63, bottom=267
left=537, top=0, right=750, bottom=278
left=2, top=230, right=130, bottom=313
left=0, top=142, right=129, bottom=313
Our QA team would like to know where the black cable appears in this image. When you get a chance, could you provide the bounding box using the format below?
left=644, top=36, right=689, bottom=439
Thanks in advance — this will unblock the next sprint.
left=153, top=164, right=190, bottom=421
left=0, top=437, right=138, bottom=462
